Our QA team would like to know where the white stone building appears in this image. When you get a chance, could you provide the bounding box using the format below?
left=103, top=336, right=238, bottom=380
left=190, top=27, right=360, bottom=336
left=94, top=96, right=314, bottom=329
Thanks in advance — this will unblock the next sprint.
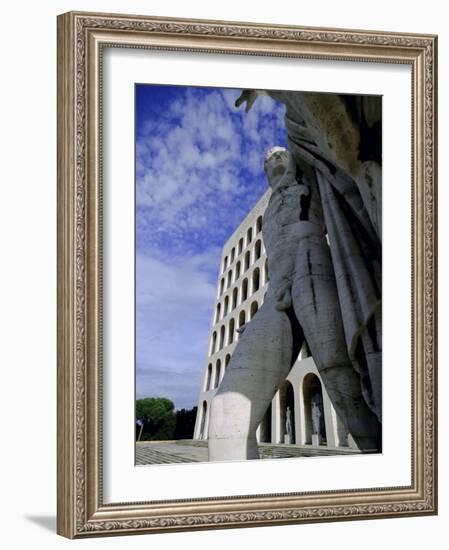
left=193, top=191, right=356, bottom=450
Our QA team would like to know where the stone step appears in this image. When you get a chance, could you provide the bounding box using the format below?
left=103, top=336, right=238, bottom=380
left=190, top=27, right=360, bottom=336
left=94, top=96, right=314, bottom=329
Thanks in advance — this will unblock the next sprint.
left=177, top=439, right=362, bottom=455
left=136, top=446, right=197, bottom=465
left=135, top=440, right=367, bottom=466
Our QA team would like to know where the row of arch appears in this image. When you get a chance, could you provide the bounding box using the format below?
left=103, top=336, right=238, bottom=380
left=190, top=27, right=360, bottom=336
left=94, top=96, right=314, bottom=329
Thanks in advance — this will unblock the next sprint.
left=209, top=301, right=260, bottom=356
left=219, top=240, right=265, bottom=296
left=221, top=216, right=263, bottom=275
left=197, top=373, right=333, bottom=447
left=216, top=262, right=268, bottom=322
left=266, top=374, right=328, bottom=445
left=204, top=354, right=231, bottom=391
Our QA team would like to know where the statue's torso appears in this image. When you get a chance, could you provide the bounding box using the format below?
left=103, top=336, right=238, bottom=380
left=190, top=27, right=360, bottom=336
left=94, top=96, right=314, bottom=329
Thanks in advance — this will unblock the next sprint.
left=263, top=178, right=324, bottom=254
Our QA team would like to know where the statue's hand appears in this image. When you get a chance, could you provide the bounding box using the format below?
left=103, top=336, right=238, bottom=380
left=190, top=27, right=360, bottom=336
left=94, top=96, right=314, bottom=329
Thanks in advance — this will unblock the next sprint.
left=235, top=90, right=259, bottom=113
left=275, top=285, right=292, bottom=311
left=236, top=323, right=247, bottom=334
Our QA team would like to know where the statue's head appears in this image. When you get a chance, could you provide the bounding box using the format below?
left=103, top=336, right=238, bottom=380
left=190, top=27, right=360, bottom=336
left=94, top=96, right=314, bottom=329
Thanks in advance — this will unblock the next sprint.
left=264, top=146, right=290, bottom=188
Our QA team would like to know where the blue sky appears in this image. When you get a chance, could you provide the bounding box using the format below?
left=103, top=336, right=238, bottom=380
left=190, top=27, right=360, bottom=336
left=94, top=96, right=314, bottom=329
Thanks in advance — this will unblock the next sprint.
left=136, top=85, right=287, bottom=410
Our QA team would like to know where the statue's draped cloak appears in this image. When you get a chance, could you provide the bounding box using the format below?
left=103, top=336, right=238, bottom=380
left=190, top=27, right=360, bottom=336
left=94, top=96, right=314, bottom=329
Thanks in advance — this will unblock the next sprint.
left=268, top=91, right=382, bottom=419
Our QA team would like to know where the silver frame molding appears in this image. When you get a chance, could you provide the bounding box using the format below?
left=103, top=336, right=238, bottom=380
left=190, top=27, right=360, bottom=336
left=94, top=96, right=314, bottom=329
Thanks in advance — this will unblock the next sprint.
left=57, top=11, right=438, bottom=538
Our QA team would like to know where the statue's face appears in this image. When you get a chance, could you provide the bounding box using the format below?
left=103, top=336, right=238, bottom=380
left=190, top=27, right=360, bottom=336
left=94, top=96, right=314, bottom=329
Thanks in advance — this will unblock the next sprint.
left=264, top=147, right=290, bottom=188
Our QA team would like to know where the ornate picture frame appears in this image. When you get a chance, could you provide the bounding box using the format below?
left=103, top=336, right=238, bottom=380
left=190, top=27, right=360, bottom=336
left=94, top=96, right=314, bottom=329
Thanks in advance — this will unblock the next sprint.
left=57, top=11, right=437, bottom=538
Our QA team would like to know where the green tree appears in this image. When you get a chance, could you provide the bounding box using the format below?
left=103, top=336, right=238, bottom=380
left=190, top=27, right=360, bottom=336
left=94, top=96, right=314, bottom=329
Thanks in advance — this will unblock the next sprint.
left=136, top=397, right=176, bottom=441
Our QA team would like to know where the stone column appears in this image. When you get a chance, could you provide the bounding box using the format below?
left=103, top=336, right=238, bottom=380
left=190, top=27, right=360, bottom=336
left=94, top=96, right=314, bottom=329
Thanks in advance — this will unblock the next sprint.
left=255, top=424, right=261, bottom=444
left=272, top=391, right=282, bottom=444
left=322, top=390, right=337, bottom=448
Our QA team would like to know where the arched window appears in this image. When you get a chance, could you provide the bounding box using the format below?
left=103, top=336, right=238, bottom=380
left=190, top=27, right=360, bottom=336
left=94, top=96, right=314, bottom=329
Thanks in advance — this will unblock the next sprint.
left=241, top=278, right=248, bottom=303
left=258, top=403, right=272, bottom=443
left=205, top=364, right=212, bottom=391
left=237, top=310, right=246, bottom=340
left=302, top=373, right=326, bottom=445
left=254, top=240, right=262, bottom=261
left=252, top=267, right=260, bottom=293
left=225, top=354, right=231, bottom=370
left=238, top=309, right=246, bottom=328
left=246, top=227, right=253, bottom=246
left=210, top=332, right=217, bottom=355
left=230, top=247, right=235, bottom=263
left=219, top=325, right=225, bottom=350
left=279, top=380, right=295, bottom=444
left=224, top=296, right=229, bottom=317
left=215, top=303, right=221, bottom=324
left=214, top=359, right=221, bottom=388
left=228, top=318, right=235, bottom=345
left=223, top=256, right=228, bottom=272
left=244, top=250, right=250, bottom=271
left=264, top=259, right=269, bottom=283
left=250, top=301, right=258, bottom=319
left=227, top=269, right=232, bottom=289
left=199, top=401, right=208, bottom=440
left=219, top=278, right=224, bottom=296
left=256, top=215, right=263, bottom=234
left=238, top=238, right=243, bottom=255
left=232, top=287, right=238, bottom=310
left=235, top=261, right=241, bottom=281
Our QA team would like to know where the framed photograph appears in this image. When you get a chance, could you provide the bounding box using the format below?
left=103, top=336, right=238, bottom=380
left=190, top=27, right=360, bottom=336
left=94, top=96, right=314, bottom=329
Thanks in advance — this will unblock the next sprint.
left=57, top=11, right=438, bottom=538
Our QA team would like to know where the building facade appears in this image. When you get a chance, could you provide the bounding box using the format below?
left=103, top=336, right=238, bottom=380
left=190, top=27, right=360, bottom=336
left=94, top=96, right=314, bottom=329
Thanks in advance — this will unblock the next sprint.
left=193, top=191, right=356, bottom=451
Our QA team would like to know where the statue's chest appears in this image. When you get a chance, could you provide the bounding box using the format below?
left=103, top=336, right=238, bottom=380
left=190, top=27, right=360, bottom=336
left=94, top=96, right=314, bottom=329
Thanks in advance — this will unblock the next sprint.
left=264, top=187, right=303, bottom=228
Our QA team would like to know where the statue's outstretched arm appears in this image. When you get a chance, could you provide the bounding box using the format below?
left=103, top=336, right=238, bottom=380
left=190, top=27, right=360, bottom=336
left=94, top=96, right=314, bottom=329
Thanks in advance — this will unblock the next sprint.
left=235, top=90, right=259, bottom=113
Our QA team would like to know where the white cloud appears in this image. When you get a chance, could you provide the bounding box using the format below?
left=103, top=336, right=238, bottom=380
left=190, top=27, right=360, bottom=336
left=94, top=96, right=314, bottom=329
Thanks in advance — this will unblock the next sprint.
left=136, top=87, right=286, bottom=248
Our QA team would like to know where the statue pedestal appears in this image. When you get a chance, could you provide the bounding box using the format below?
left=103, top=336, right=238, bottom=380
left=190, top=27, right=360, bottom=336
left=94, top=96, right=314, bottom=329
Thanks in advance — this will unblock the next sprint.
left=284, top=435, right=291, bottom=444
left=312, top=433, right=322, bottom=446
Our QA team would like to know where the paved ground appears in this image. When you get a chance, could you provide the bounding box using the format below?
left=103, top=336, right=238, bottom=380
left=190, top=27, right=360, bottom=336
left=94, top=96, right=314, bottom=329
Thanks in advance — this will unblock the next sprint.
left=135, top=439, right=362, bottom=465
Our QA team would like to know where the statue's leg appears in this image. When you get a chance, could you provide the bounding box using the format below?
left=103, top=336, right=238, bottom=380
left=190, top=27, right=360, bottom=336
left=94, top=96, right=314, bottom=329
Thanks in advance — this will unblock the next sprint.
left=291, top=233, right=380, bottom=451
left=208, top=298, right=293, bottom=461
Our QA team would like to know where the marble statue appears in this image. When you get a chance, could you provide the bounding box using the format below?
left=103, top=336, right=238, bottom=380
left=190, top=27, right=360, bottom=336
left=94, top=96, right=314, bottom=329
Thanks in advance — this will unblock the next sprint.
left=311, top=394, right=323, bottom=436
left=207, top=90, right=382, bottom=461
left=238, top=89, right=383, bottom=421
